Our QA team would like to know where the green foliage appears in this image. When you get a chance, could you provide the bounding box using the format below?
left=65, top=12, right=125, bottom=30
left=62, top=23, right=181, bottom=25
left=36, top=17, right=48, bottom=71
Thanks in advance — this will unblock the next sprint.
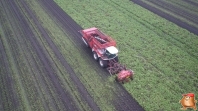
left=54, top=0, right=198, bottom=110
left=1, top=0, right=198, bottom=110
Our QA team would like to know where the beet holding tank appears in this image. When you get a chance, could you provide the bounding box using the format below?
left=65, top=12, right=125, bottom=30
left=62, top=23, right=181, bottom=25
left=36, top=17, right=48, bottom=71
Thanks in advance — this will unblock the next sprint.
left=117, top=70, right=134, bottom=83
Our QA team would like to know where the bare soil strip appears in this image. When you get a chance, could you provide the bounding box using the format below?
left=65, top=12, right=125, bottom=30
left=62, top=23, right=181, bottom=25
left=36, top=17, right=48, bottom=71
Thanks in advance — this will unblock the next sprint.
left=0, top=1, right=30, bottom=110
left=0, top=31, right=19, bottom=110
left=148, top=0, right=198, bottom=25
left=183, top=0, right=198, bottom=8
left=131, top=0, right=198, bottom=35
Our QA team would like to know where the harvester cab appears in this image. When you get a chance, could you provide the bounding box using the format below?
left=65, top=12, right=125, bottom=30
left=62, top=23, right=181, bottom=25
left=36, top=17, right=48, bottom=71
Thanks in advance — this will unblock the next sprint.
left=101, top=46, right=118, bottom=60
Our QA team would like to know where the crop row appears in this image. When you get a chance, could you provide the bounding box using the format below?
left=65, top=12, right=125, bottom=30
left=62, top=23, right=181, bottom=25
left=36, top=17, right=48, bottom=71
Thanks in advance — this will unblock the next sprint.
left=142, top=0, right=198, bottom=29
left=0, top=1, right=32, bottom=110
left=166, top=0, right=198, bottom=15
left=1, top=0, right=80, bottom=111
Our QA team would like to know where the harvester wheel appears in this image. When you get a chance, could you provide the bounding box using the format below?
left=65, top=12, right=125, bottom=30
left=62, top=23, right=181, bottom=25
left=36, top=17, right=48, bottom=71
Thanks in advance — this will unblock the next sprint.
left=99, top=58, right=108, bottom=68
left=93, top=51, right=98, bottom=61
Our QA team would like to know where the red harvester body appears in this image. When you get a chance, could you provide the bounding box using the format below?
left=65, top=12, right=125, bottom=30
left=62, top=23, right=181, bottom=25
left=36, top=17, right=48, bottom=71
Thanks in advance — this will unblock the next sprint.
left=79, top=27, right=134, bottom=83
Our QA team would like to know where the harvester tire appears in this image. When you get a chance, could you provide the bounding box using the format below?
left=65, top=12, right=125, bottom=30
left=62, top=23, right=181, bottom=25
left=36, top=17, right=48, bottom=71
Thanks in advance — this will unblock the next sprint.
left=93, top=51, right=98, bottom=61
left=99, top=58, right=108, bottom=68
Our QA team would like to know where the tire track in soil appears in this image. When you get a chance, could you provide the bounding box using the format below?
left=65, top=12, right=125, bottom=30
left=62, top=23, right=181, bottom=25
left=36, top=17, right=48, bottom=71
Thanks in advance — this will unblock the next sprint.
left=40, top=0, right=145, bottom=111
left=171, top=1, right=198, bottom=13
left=7, top=1, right=56, bottom=110
left=131, top=0, right=198, bottom=35
left=4, top=1, right=60, bottom=111
left=148, top=0, right=198, bottom=25
left=183, top=0, right=198, bottom=8
left=19, top=0, right=100, bottom=111
left=8, top=0, right=79, bottom=110
left=0, top=1, right=25, bottom=110
left=0, top=34, right=19, bottom=110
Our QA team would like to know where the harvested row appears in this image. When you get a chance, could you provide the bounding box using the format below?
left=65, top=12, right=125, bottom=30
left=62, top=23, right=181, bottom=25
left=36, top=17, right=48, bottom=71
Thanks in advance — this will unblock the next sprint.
left=146, top=0, right=198, bottom=27
left=0, top=21, right=19, bottom=111
left=1, top=0, right=80, bottom=110
left=0, top=1, right=33, bottom=110
left=131, top=0, right=198, bottom=35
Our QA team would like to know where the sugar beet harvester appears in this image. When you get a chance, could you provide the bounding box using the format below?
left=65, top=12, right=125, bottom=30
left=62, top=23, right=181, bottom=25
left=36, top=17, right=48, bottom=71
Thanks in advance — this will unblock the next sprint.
left=79, top=27, right=134, bottom=84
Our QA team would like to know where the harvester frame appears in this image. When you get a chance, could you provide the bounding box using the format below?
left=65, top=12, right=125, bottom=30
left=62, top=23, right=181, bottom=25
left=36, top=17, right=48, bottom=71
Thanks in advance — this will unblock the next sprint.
left=79, top=27, right=134, bottom=83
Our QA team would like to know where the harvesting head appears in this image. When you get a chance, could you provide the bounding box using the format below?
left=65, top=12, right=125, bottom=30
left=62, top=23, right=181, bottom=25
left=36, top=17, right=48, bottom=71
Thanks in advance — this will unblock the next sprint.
left=116, top=69, right=134, bottom=83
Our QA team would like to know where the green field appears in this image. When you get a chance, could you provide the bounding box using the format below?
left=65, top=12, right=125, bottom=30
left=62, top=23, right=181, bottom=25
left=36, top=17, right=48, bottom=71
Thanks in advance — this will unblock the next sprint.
left=0, top=0, right=198, bottom=111
left=54, top=0, right=198, bottom=110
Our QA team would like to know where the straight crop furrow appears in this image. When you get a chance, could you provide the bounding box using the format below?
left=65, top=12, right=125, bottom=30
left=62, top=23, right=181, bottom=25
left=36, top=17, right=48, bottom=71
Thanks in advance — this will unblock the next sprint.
left=0, top=5, right=21, bottom=111
left=10, top=0, right=80, bottom=110
left=6, top=0, right=74, bottom=110
left=4, top=23, right=46, bottom=110
left=0, top=35, right=18, bottom=111
left=24, top=39, right=68, bottom=110
left=0, top=1, right=34, bottom=110
left=16, top=38, right=52, bottom=110
left=7, top=3, right=57, bottom=111
left=183, top=0, right=198, bottom=8
left=12, top=4, right=67, bottom=111
left=131, top=0, right=198, bottom=35
left=148, top=0, right=198, bottom=25
left=166, top=0, right=198, bottom=14
left=5, top=3, right=53, bottom=111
